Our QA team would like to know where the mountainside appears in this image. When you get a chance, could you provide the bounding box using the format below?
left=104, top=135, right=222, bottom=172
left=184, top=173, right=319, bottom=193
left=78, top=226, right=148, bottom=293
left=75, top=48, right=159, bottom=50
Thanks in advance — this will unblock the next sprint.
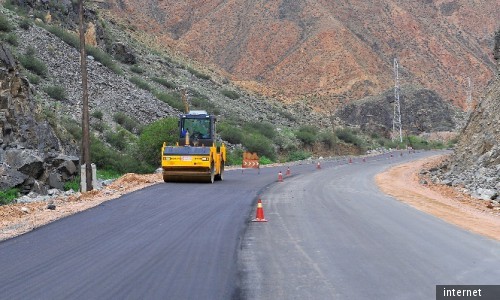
left=436, top=31, right=500, bottom=200
left=335, top=86, right=457, bottom=135
left=104, top=0, right=500, bottom=110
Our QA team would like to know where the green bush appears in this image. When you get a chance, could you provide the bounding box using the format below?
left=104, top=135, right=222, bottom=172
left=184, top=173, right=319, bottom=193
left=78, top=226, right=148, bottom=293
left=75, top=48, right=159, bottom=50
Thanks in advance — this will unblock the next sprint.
left=3, top=0, right=19, bottom=12
left=44, top=25, right=79, bottom=48
left=242, top=133, right=276, bottom=160
left=226, top=148, right=244, bottom=166
left=221, top=89, right=240, bottom=100
left=154, top=91, right=185, bottom=111
left=219, top=126, right=244, bottom=145
left=5, top=32, right=18, bottom=46
left=113, top=112, right=142, bottom=133
left=19, top=19, right=31, bottom=30
left=62, top=118, right=81, bottom=140
left=129, top=76, right=152, bottom=92
left=244, top=121, right=276, bottom=140
left=105, top=129, right=130, bottom=151
left=97, top=169, right=122, bottom=180
left=64, top=177, right=80, bottom=192
left=26, top=72, right=41, bottom=84
left=19, top=48, right=48, bottom=77
left=296, top=126, right=318, bottom=148
left=0, top=14, right=13, bottom=32
left=187, top=67, right=211, bottom=80
left=93, top=121, right=106, bottom=132
left=44, top=85, right=67, bottom=100
left=91, top=110, right=103, bottom=120
left=406, top=135, right=445, bottom=150
left=336, top=128, right=363, bottom=147
left=137, top=117, right=178, bottom=166
left=286, top=150, right=311, bottom=162
left=91, top=135, right=154, bottom=174
left=152, top=77, right=176, bottom=89
left=318, top=132, right=337, bottom=149
left=0, top=188, right=19, bottom=205
left=130, top=65, right=144, bottom=74
left=87, top=45, right=122, bottom=74
left=259, top=156, right=273, bottom=165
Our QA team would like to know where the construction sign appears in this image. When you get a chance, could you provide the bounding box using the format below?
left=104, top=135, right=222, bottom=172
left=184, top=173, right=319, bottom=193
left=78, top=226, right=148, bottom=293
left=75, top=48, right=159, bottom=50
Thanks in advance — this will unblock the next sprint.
left=242, top=152, right=260, bottom=169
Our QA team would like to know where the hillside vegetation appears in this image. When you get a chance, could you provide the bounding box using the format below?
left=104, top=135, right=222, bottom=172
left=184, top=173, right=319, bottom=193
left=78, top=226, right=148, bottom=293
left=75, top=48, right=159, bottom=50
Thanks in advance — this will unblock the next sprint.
left=0, top=1, right=461, bottom=196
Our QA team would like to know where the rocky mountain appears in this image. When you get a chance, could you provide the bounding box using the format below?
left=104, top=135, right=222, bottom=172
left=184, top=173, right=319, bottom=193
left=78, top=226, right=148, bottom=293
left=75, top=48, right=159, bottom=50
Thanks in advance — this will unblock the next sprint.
left=104, top=0, right=500, bottom=111
left=334, top=85, right=457, bottom=136
left=436, top=30, right=500, bottom=201
left=0, top=1, right=319, bottom=194
left=0, top=43, right=78, bottom=193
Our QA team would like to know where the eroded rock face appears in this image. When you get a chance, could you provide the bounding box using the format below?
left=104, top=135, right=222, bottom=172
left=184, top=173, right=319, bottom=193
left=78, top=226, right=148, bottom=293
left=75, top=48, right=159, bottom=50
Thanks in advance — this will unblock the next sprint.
left=334, top=86, right=457, bottom=136
left=439, top=73, right=500, bottom=200
left=0, top=43, right=78, bottom=194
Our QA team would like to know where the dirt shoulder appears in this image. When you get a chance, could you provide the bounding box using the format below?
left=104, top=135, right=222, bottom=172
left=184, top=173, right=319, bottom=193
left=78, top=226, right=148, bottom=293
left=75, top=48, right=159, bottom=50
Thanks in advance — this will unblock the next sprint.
left=376, top=155, right=500, bottom=241
left=0, top=173, right=163, bottom=241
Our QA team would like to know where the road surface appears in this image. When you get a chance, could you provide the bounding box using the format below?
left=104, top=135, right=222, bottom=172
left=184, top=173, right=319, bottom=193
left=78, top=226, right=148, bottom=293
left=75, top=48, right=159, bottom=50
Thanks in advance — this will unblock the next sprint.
left=238, top=153, right=500, bottom=299
left=1, top=151, right=498, bottom=299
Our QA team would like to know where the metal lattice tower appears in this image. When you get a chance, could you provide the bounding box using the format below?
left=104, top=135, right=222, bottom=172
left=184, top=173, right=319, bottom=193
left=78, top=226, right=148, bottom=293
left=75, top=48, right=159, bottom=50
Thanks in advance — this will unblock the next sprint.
left=392, top=58, right=403, bottom=143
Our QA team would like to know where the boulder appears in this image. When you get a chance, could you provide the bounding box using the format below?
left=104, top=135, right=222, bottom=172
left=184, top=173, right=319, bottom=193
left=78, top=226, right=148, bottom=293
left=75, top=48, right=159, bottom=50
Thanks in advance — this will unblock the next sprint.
left=0, top=165, right=27, bottom=189
left=475, top=188, right=497, bottom=201
left=48, top=172, right=64, bottom=190
left=111, top=42, right=137, bottom=65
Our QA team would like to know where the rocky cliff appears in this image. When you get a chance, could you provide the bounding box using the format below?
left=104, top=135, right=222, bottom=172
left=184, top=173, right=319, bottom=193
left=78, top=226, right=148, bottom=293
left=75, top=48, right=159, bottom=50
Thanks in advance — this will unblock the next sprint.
left=104, top=0, right=500, bottom=110
left=334, top=86, right=457, bottom=136
left=436, top=29, right=500, bottom=200
left=0, top=43, right=78, bottom=193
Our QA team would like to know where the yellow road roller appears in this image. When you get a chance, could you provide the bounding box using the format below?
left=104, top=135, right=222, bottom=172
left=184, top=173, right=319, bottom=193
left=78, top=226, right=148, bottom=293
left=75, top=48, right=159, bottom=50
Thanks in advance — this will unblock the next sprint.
left=161, top=110, right=226, bottom=183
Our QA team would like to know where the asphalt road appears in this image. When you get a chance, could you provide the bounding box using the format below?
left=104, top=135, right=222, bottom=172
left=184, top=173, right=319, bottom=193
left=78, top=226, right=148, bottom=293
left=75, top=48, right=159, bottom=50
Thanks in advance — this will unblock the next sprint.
left=0, top=155, right=327, bottom=300
left=239, top=153, right=500, bottom=299
left=1, top=151, right=498, bottom=299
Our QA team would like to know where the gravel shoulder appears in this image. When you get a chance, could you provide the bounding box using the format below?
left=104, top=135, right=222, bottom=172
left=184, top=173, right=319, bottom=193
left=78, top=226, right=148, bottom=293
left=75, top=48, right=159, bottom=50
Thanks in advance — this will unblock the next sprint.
left=375, top=155, right=500, bottom=241
left=0, top=173, right=163, bottom=241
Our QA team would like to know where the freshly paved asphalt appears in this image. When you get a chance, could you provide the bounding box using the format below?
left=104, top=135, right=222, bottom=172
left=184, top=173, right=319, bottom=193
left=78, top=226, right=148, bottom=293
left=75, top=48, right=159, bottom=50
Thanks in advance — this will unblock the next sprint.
left=239, top=152, right=500, bottom=299
left=1, top=151, right=498, bottom=299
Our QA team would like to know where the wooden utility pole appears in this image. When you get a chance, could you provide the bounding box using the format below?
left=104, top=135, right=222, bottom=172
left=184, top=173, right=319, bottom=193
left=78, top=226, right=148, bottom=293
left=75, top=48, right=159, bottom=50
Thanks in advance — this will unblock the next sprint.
left=79, top=0, right=92, bottom=191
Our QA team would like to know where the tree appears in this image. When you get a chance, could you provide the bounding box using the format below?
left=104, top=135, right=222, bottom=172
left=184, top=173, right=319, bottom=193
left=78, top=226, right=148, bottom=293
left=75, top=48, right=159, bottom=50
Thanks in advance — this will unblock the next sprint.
left=137, top=118, right=178, bottom=166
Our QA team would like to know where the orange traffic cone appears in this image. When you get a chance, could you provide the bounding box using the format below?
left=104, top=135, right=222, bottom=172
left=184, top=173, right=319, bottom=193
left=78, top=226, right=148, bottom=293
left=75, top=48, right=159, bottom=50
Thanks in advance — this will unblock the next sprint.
left=286, top=167, right=291, bottom=176
left=278, top=171, right=283, bottom=182
left=349, top=157, right=353, bottom=164
left=316, top=162, right=321, bottom=169
left=252, top=199, right=267, bottom=222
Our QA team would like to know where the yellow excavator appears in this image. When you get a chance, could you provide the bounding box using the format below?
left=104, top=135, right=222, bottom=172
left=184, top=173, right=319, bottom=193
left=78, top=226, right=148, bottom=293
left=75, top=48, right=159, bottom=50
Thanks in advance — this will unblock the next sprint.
left=161, top=93, right=226, bottom=183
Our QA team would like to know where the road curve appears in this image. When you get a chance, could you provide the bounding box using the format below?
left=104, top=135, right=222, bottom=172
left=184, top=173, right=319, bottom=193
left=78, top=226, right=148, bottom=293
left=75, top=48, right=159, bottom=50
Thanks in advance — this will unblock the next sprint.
left=0, top=155, right=331, bottom=300
left=239, top=153, right=500, bottom=299
left=2, top=151, right=495, bottom=299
